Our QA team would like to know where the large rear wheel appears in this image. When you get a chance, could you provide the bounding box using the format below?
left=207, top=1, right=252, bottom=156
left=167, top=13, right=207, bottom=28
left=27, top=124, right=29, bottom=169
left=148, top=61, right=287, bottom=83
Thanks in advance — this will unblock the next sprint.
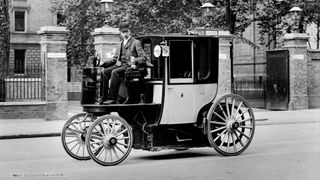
left=86, top=115, right=133, bottom=166
left=207, top=94, right=255, bottom=156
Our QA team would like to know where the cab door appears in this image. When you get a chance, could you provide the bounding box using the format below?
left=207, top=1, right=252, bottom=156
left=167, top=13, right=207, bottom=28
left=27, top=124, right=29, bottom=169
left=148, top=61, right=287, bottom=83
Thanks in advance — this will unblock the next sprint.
left=162, top=40, right=196, bottom=124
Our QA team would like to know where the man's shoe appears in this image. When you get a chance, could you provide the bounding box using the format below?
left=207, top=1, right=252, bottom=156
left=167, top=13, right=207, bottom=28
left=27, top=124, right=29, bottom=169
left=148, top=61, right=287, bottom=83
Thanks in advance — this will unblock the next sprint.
left=103, top=99, right=116, bottom=104
left=99, top=97, right=107, bottom=105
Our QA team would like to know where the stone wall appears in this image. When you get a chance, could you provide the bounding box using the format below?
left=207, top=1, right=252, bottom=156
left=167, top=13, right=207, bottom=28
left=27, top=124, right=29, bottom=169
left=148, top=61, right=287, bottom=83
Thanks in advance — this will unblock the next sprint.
left=0, top=102, right=45, bottom=119
left=308, top=50, right=320, bottom=108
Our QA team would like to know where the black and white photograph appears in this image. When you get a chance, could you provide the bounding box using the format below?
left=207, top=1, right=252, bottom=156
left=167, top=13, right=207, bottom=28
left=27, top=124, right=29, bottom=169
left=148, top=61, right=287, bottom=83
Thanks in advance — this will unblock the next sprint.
left=0, top=0, right=319, bottom=179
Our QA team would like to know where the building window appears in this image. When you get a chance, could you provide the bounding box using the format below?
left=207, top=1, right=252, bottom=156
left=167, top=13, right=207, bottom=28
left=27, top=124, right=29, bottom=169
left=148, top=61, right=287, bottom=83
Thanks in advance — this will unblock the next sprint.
left=56, top=13, right=66, bottom=26
left=14, top=49, right=25, bottom=74
left=14, top=11, right=25, bottom=32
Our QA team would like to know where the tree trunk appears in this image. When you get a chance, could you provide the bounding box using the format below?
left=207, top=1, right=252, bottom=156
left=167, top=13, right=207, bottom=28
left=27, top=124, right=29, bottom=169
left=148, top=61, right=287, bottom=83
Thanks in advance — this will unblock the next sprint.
left=0, top=0, right=10, bottom=76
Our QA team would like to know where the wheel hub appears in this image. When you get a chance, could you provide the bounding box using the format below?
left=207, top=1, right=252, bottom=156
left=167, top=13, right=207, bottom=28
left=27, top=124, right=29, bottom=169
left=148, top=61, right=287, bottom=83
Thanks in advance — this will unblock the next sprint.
left=227, top=120, right=240, bottom=131
left=103, top=136, right=117, bottom=147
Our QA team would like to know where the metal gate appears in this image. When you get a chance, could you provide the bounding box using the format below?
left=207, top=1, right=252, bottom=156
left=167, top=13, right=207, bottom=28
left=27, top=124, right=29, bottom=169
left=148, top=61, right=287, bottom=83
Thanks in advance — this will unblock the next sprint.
left=266, top=49, right=289, bottom=110
left=0, top=64, right=44, bottom=102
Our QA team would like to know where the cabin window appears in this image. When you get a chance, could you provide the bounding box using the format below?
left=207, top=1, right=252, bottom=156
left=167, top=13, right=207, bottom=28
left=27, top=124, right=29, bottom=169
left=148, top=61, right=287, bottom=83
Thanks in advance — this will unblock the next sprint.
left=169, top=40, right=193, bottom=83
left=194, top=38, right=218, bottom=83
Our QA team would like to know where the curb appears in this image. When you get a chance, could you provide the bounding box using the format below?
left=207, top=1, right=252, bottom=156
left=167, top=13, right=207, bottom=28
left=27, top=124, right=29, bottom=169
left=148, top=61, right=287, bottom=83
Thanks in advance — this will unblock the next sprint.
left=0, top=133, right=61, bottom=140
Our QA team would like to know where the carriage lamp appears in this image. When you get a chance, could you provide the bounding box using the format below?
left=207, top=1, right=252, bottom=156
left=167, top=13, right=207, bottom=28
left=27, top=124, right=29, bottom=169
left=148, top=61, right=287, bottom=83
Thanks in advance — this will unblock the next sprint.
left=289, top=6, right=302, bottom=33
left=100, top=0, right=114, bottom=13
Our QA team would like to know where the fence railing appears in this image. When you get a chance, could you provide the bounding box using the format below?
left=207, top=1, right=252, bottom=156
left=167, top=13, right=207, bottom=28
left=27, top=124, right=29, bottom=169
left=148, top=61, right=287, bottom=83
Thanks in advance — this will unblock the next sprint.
left=0, top=64, right=44, bottom=102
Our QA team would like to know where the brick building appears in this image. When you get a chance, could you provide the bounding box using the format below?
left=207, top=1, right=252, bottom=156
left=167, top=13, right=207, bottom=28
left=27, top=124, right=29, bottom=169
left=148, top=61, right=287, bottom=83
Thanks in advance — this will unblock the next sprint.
left=9, top=0, right=58, bottom=74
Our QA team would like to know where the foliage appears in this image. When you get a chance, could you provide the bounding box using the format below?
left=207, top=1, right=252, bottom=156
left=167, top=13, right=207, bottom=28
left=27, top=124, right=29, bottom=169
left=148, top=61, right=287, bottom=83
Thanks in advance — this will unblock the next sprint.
left=109, top=0, right=203, bottom=36
left=0, top=0, right=10, bottom=74
left=51, top=0, right=106, bottom=66
left=255, top=0, right=320, bottom=49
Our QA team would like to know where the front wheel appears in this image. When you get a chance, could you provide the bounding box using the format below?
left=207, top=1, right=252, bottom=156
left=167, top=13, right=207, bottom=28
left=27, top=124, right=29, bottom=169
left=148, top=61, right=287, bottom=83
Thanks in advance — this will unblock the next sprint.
left=85, top=115, right=133, bottom=166
left=61, top=113, right=95, bottom=160
left=207, top=94, right=255, bottom=156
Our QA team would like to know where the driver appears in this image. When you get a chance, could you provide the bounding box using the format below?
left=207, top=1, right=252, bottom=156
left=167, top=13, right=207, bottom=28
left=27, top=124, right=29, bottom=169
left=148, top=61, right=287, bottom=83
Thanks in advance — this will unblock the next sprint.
left=99, top=21, right=147, bottom=104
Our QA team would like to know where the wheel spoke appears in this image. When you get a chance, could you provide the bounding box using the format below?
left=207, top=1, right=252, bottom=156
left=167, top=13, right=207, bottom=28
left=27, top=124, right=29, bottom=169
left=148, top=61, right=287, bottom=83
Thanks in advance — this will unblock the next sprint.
left=90, top=140, right=103, bottom=145
left=76, top=117, right=84, bottom=131
left=210, top=126, right=226, bottom=133
left=213, top=110, right=227, bottom=122
left=117, top=141, right=129, bottom=148
left=71, top=124, right=81, bottom=133
left=234, top=131, right=245, bottom=147
left=93, top=127, right=104, bottom=136
left=239, top=125, right=253, bottom=129
left=219, top=131, right=228, bottom=148
left=104, top=148, right=108, bottom=162
left=75, top=143, right=81, bottom=155
left=114, top=144, right=125, bottom=154
left=66, top=138, right=78, bottom=145
left=226, top=131, right=230, bottom=152
left=97, top=146, right=105, bottom=158
left=82, top=143, right=85, bottom=157
left=111, top=119, right=117, bottom=134
left=66, top=127, right=83, bottom=134
left=109, top=147, right=113, bottom=162
left=236, top=129, right=250, bottom=140
left=115, top=128, right=128, bottom=137
left=214, top=129, right=227, bottom=142
left=235, top=108, right=250, bottom=121
left=233, top=101, right=243, bottom=119
left=238, top=117, right=252, bottom=123
left=231, top=131, right=237, bottom=152
left=65, top=132, right=77, bottom=137
left=91, top=134, right=103, bottom=140
left=218, top=104, right=228, bottom=120
left=70, top=141, right=80, bottom=151
left=112, top=147, right=120, bottom=160
left=210, top=121, right=226, bottom=125
left=225, top=98, right=231, bottom=119
left=92, top=144, right=103, bottom=154
left=117, top=136, right=130, bottom=140
left=231, top=98, right=236, bottom=118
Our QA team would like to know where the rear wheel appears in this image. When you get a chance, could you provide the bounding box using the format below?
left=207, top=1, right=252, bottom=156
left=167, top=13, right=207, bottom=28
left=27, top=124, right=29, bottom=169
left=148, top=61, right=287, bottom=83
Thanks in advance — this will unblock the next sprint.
left=207, top=94, right=255, bottom=156
left=61, top=113, right=95, bottom=160
left=86, top=115, right=133, bottom=166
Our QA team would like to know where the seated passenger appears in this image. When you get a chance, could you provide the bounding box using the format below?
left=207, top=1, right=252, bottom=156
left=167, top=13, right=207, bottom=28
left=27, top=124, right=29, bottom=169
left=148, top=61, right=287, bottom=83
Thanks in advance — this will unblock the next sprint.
left=99, top=21, right=147, bottom=104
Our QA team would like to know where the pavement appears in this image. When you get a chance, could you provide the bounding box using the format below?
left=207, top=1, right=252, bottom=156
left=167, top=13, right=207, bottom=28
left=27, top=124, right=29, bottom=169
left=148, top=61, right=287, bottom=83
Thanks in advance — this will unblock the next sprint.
left=0, top=101, right=319, bottom=139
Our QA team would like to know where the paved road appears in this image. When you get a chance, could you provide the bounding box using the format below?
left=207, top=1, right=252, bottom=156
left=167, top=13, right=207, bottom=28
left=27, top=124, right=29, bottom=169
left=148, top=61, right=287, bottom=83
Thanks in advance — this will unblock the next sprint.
left=0, top=122, right=319, bottom=180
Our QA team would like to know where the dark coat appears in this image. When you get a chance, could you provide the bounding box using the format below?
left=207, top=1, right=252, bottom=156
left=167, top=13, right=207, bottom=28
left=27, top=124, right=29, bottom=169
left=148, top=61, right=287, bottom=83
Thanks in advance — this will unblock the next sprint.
left=101, top=37, right=147, bottom=68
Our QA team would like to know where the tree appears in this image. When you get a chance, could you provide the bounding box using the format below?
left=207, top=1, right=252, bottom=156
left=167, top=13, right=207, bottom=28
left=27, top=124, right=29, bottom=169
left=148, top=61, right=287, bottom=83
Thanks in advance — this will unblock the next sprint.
left=0, top=0, right=10, bottom=75
left=109, top=0, right=202, bottom=36
left=51, top=0, right=106, bottom=66
left=255, top=0, right=320, bottom=49
left=52, top=0, right=258, bottom=66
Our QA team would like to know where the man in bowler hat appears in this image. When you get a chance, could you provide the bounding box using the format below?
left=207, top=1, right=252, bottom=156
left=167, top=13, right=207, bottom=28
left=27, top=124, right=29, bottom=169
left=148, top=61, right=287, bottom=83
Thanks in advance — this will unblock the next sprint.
left=99, top=21, right=147, bottom=104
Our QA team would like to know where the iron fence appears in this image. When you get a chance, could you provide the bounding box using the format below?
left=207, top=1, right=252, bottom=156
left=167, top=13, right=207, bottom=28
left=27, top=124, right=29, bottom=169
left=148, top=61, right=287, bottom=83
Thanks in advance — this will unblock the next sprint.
left=0, top=64, right=44, bottom=101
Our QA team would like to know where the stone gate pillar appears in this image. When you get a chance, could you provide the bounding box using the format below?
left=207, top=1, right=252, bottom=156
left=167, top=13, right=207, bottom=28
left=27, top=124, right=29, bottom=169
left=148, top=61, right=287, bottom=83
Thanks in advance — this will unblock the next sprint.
left=38, top=26, right=69, bottom=120
left=282, top=33, right=309, bottom=110
left=217, top=33, right=233, bottom=97
left=91, top=26, right=120, bottom=63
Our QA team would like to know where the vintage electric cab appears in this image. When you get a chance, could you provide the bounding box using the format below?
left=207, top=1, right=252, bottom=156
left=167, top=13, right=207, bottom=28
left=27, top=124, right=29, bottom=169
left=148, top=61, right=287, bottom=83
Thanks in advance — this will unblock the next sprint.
left=61, top=35, right=255, bottom=166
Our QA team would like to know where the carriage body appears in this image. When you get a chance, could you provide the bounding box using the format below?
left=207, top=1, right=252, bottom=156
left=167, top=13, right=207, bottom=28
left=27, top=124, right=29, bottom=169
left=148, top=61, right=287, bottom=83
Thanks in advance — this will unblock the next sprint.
left=61, top=35, right=255, bottom=166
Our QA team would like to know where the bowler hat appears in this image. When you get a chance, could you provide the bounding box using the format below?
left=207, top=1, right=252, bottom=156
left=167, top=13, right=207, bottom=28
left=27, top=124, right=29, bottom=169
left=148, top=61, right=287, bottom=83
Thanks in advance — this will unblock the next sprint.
left=119, top=21, right=130, bottom=32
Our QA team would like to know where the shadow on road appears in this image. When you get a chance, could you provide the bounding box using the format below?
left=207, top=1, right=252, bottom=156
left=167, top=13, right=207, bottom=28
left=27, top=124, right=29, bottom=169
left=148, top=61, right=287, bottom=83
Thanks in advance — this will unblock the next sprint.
left=133, top=150, right=216, bottom=161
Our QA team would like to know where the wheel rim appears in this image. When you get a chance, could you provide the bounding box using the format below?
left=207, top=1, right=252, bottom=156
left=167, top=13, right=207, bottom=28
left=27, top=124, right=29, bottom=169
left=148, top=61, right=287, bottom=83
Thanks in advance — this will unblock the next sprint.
left=207, top=94, right=255, bottom=156
left=86, top=115, right=133, bottom=166
left=61, top=113, right=95, bottom=160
